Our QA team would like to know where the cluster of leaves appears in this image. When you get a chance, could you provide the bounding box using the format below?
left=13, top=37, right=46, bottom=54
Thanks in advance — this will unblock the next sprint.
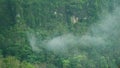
left=0, top=56, right=35, bottom=68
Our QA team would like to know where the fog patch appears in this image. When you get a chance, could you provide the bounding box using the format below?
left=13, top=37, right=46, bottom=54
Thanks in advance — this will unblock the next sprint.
left=26, top=7, right=120, bottom=56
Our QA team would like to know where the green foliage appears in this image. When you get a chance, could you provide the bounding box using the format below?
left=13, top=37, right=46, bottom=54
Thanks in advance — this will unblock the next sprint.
left=62, top=59, right=70, bottom=68
left=0, top=0, right=120, bottom=68
left=20, top=61, right=35, bottom=68
left=2, top=56, right=20, bottom=68
left=0, top=56, right=35, bottom=68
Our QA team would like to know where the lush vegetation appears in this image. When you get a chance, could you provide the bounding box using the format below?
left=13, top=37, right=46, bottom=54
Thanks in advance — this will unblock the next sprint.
left=0, top=0, right=120, bottom=68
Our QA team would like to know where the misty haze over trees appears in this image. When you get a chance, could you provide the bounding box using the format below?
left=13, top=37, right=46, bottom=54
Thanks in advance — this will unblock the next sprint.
left=0, top=0, right=120, bottom=68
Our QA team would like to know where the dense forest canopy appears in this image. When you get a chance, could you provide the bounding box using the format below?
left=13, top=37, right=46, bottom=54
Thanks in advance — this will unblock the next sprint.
left=0, top=0, right=120, bottom=68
